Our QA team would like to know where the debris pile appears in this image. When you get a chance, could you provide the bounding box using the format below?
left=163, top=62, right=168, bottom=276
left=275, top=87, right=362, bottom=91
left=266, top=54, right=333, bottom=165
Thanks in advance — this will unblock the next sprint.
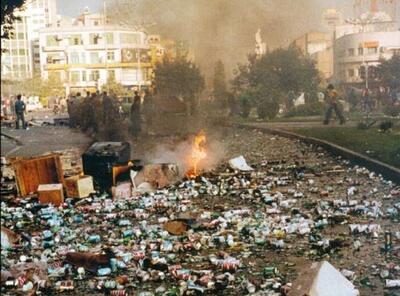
left=1, top=129, right=399, bottom=295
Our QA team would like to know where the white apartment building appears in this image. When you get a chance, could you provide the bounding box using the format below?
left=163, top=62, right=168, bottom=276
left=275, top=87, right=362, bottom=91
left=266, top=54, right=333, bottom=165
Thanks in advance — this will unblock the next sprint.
left=334, top=13, right=400, bottom=87
left=1, top=0, right=57, bottom=80
left=39, top=11, right=152, bottom=94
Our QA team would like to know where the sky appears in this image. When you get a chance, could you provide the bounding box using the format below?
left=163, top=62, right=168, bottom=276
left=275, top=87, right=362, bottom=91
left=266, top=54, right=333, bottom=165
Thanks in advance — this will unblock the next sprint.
left=57, top=0, right=399, bottom=80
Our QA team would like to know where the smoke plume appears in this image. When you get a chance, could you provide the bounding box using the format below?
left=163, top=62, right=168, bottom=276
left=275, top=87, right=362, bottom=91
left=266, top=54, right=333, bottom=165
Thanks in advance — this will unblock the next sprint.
left=108, top=0, right=349, bottom=83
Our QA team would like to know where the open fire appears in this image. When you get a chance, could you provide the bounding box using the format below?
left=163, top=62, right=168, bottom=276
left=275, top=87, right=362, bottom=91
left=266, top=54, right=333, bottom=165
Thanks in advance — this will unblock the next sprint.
left=186, top=130, right=207, bottom=178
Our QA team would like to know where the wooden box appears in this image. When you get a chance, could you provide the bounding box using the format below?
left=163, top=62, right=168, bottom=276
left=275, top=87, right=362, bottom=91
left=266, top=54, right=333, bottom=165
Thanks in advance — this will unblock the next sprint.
left=64, top=175, right=94, bottom=198
left=38, top=184, right=64, bottom=206
left=12, top=154, right=64, bottom=197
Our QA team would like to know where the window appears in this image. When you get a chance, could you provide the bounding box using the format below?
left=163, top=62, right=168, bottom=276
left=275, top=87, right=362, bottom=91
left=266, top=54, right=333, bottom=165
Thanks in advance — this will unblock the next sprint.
left=11, top=49, right=18, bottom=55
left=90, top=70, right=100, bottom=81
left=89, top=33, right=101, bottom=45
left=348, top=69, right=355, bottom=77
left=94, top=21, right=99, bottom=26
left=70, top=71, right=80, bottom=83
left=348, top=48, right=354, bottom=56
left=107, top=70, right=115, bottom=80
left=69, top=34, right=83, bottom=45
left=90, top=52, right=101, bottom=64
left=120, top=33, right=140, bottom=44
left=105, top=32, right=114, bottom=45
left=19, top=49, right=26, bottom=55
left=82, top=71, right=87, bottom=82
left=358, top=47, right=363, bottom=55
left=107, top=51, right=115, bottom=61
left=367, top=47, right=378, bottom=55
left=17, top=32, right=25, bottom=39
left=70, top=52, right=80, bottom=64
left=46, top=35, right=59, bottom=46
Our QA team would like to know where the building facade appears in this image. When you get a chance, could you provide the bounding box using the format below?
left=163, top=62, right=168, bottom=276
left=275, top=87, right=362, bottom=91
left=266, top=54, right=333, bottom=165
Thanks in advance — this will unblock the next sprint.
left=39, top=11, right=152, bottom=94
left=334, top=30, right=400, bottom=86
left=1, top=0, right=57, bottom=81
left=293, top=31, right=334, bottom=80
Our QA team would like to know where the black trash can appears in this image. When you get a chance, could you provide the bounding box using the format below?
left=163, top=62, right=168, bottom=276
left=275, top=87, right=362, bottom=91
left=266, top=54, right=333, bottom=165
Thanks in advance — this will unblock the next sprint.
left=82, top=142, right=131, bottom=191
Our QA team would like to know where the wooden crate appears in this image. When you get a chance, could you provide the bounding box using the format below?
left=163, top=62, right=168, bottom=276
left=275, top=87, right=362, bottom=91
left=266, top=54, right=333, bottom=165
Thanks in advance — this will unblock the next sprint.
left=38, top=184, right=64, bottom=206
left=12, top=154, right=64, bottom=197
left=64, top=175, right=94, bottom=198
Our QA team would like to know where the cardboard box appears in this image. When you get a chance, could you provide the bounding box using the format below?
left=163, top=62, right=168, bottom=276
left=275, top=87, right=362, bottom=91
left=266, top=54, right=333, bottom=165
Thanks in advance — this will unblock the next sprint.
left=65, top=175, right=94, bottom=198
left=38, top=184, right=64, bottom=206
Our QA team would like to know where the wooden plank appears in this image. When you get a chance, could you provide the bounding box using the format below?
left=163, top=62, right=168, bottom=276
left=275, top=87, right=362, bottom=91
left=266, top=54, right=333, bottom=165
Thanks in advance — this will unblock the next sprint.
left=12, top=154, right=64, bottom=197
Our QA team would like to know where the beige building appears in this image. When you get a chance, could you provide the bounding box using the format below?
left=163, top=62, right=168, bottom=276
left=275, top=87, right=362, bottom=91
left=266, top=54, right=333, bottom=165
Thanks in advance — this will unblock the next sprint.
left=39, top=10, right=152, bottom=94
left=293, top=32, right=333, bottom=81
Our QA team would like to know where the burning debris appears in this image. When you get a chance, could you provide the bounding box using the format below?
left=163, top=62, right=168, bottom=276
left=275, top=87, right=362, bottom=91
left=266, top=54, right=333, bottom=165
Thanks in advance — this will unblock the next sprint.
left=186, top=130, right=207, bottom=178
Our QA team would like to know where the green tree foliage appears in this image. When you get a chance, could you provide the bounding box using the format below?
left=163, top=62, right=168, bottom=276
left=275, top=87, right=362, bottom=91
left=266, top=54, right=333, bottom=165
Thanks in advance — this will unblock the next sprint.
left=212, top=60, right=227, bottom=107
left=376, top=54, right=400, bottom=88
left=101, top=77, right=129, bottom=97
left=154, top=56, right=205, bottom=102
left=1, top=0, right=25, bottom=39
left=10, top=74, right=65, bottom=98
left=232, top=46, right=320, bottom=119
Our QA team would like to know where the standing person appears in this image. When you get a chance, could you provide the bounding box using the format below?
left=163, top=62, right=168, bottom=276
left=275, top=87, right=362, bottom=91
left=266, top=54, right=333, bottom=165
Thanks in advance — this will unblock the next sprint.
left=362, top=88, right=372, bottom=113
left=102, top=91, right=114, bottom=125
left=14, top=94, right=27, bottom=129
left=347, top=88, right=357, bottom=112
left=142, top=89, right=154, bottom=134
left=323, top=84, right=346, bottom=125
left=130, top=93, right=141, bottom=139
left=60, top=96, right=67, bottom=114
left=67, top=93, right=79, bottom=128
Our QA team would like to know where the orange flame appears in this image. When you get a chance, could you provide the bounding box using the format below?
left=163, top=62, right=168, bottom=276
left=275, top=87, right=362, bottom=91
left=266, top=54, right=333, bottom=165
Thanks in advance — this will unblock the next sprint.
left=186, top=130, right=207, bottom=178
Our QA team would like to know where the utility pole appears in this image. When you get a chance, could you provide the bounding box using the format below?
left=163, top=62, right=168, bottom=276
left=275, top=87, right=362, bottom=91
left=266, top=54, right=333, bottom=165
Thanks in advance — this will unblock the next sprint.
left=103, top=0, right=109, bottom=93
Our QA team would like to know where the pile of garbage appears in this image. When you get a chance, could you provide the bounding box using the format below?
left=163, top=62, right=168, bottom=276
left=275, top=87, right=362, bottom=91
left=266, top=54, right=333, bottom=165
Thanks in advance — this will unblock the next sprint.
left=1, top=130, right=399, bottom=295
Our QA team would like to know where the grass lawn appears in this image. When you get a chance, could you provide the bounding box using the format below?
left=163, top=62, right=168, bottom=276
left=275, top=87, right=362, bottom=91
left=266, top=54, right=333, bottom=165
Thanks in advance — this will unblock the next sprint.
left=292, top=127, right=400, bottom=168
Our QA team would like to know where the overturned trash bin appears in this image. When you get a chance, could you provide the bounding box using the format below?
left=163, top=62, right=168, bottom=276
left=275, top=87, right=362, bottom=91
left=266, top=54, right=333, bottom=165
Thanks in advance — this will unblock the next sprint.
left=82, top=142, right=131, bottom=191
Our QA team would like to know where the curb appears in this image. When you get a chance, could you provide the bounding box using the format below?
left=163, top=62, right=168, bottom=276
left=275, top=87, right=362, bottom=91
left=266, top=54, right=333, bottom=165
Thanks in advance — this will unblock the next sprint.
left=235, top=123, right=400, bottom=183
left=1, top=132, right=23, bottom=146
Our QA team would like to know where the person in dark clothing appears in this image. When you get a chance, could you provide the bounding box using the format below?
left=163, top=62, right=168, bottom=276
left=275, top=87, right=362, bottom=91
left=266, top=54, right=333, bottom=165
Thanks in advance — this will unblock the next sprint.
left=142, top=90, right=154, bottom=134
left=323, top=84, right=345, bottom=125
left=362, top=88, right=373, bottom=113
left=130, top=92, right=141, bottom=138
left=14, top=94, right=26, bottom=129
left=102, top=91, right=114, bottom=125
left=347, top=88, right=357, bottom=112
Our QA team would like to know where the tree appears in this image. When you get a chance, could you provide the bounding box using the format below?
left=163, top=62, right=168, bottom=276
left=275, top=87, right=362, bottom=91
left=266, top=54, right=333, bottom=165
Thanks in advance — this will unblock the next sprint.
left=232, top=46, right=320, bottom=119
left=212, top=60, right=227, bottom=107
left=101, top=77, right=129, bottom=97
left=154, top=56, right=205, bottom=114
left=1, top=0, right=25, bottom=39
left=376, top=54, right=400, bottom=88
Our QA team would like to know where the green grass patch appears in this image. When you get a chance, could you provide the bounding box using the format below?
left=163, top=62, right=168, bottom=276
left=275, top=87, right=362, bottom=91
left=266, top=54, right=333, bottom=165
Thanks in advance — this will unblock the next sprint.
left=292, top=127, right=400, bottom=168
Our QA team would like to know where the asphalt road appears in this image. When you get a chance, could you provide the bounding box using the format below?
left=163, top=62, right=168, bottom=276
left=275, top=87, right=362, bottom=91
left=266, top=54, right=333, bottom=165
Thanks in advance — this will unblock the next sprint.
left=1, top=110, right=91, bottom=158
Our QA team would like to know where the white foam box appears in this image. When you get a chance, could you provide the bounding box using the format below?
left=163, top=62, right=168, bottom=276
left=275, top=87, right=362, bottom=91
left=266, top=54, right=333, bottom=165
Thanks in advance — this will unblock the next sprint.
left=64, top=175, right=94, bottom=198
left=38, top=184, right=64, bottom=206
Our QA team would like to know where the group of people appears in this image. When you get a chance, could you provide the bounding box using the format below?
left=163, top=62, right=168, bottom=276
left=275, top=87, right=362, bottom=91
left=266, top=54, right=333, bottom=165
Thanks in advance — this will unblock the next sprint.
left=66, top=89, right=155, bottom=139
left=348, top=86, right=399, bottom=113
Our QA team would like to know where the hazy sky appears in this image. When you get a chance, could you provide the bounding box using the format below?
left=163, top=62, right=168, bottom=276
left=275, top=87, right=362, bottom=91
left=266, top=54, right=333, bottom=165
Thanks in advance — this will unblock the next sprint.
left=57, top=0, right=399, bottom=80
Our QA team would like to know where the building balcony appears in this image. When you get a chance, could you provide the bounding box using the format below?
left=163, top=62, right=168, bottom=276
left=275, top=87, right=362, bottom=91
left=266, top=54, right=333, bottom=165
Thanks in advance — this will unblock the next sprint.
left=85, top=43, right=119, bottom=50
left=44, top=62, right=152, bottom=71
left=41, top=45, right=66, bottom=52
